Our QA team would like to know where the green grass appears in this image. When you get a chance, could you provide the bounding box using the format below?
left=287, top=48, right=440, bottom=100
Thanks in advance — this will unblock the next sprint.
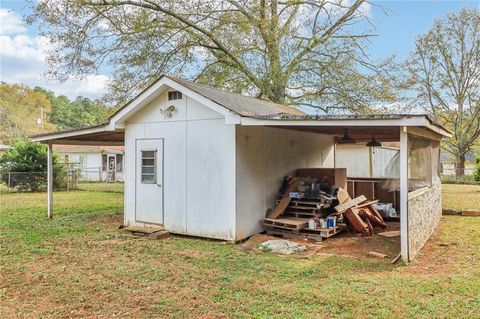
left=76, top=181, right=124, bottom=193
left=442, top=183, right=480, bottom=212
left=1, top=189, right=479, bottom=318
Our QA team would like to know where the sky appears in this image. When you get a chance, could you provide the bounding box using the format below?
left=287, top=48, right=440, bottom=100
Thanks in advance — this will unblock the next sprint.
left=0, top=0, right=479, bottom=100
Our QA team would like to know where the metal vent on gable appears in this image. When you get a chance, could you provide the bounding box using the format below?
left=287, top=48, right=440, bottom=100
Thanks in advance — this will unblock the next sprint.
left=168, top=91, right=182, bottom=100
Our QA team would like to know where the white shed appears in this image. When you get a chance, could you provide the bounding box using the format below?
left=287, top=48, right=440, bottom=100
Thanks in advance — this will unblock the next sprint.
left=32, top=75, right=452, bottom=262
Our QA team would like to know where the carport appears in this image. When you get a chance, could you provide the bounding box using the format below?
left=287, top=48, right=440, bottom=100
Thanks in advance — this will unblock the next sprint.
left=33, top=113, right=451, bottom=262
left=31, top=76, right=451, bottom=262
left=32, top=124, right=124, bottom=220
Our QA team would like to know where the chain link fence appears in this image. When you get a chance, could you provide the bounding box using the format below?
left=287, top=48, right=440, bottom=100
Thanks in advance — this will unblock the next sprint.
left=440, top=166, right=480, bottom=214
left=0, top=168, right=124, bottom=194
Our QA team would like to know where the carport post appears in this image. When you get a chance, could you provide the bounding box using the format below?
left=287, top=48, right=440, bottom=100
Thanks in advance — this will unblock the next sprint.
left=47, top=143, right=53, bottom=219
left=400, top=127, right=409, bottom=261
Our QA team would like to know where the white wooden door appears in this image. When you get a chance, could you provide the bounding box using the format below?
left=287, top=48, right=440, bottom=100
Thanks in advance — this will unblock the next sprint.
left=135, top=139, right=164, bottom=224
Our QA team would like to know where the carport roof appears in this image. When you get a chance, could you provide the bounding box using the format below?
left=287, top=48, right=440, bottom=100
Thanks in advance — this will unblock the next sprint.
left=31, top=76, right=451, bottom=145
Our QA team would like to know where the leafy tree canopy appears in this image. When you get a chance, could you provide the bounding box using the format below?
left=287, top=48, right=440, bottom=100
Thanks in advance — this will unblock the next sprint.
left=34, top=87, right=110, bottom=130
left=0, top=82, right=55, bottom=145
left=405, top=8, right=480, bottom=175
left=33, top=0, right=398, bottom=113
left=0, top=82, right=111, bottom=144
left=0, top=139, right=64, bottom=191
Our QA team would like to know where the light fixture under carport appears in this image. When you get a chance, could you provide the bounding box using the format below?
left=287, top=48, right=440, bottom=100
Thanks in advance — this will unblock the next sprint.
left=337, top=128, right=356, bottom=144
left=366, top=135, right=382, bottom=147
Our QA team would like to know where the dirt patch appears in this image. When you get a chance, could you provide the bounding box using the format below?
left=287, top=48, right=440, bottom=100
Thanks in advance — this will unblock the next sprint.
left=88, top=212, right=123, bottom=228
left=319, top=221, right=400, bottom=259
left=241, top=234, right=323, bottom=258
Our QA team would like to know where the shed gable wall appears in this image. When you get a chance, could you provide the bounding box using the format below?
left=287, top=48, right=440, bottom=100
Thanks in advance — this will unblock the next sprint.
left=124, top=90, right=236, bottom=240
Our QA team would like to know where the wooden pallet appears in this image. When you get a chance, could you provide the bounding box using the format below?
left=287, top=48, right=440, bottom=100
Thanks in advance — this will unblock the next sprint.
left=265, top=223, right=346, bottom=239
left=264, top=217, right=309, bottom=230
left=276, top=198, right=330, bottom=208
left=284, top=211, right=319, bottom=218
left=299, top=224, right=346, bottom=238
left=265, top=226, right=322, bottom=241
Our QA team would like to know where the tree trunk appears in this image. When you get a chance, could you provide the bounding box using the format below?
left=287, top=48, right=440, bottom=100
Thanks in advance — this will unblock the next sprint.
left=456, top=153, right=466, bottom=176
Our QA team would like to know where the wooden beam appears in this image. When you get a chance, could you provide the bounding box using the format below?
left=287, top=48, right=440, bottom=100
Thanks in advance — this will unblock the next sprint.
left=47, top=140, right=124, bottom=146
left=408, top=126, right=442, bottom=141
left=47, top=143, right=53, bottom=219
left=400, top=127, right=409, bottom=262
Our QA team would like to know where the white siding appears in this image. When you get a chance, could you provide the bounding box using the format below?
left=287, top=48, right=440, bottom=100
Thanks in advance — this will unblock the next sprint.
left=235, top=126, right=334, bottom=240
left=372, top=147, right=398, bottom=178
left=186, top=119, right=236, bottom=240
left=335, top=145, right=370, bottom=177
left=124, top=90, right=236, bottom=240
left=335, top=144, right=398, bottom=178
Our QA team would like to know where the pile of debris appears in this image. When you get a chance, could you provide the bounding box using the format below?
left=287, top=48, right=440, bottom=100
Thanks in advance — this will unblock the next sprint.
left=264, top=170, right=388, bottom=241
left=259, top=239, right=307, bottom=255
left=335, top=191, right=387, bottom=236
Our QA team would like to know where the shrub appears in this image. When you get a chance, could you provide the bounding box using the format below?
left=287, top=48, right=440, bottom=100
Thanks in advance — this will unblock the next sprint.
left=0, top=139, right=65, bottom=191
left=475, top=157, right=480, bottom=182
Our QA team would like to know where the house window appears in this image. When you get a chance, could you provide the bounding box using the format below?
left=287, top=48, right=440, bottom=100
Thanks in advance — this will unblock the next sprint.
left=168, top=91, right=182, bottom=100
left=116, top=154, right=123, bottom=172
left=79, top=155, right=86, bottom=167
left=141, top=151, right=156, bottom=183
left=102, top=154, right=108, bottom=171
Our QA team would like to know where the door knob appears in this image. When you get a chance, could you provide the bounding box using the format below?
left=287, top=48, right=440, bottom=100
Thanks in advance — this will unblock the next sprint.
left=157, top=183, right=162, bottom=187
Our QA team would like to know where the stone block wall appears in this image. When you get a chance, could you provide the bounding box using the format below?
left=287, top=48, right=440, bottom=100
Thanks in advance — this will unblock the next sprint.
left=407, top=181, right=442, bottom=261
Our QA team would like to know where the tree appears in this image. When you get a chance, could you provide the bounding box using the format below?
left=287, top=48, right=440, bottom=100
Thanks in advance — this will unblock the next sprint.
left=406, top=8, right=480, bottom=176
left=0, top=139, right=65, bottom=191
left=0, top=82, right=56, bottom=144
left=34, top=87, right=110, bottom=130
left=33, top=0, right=396, bottom=113
left=474, top=157, right=480, bottom=181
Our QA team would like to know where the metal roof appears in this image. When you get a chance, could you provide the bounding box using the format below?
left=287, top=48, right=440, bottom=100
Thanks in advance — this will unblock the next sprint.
left=166, top=76, right=305, bottom=117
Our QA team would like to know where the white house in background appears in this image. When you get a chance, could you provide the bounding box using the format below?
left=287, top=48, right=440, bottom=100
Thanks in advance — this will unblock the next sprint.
left=0, top=144, right=12, bottom=153
left=335, top=143, right=399, bottom=178
left=33, top=75, right=451, bottom=262
left=54, top=145, right=124, bottom=182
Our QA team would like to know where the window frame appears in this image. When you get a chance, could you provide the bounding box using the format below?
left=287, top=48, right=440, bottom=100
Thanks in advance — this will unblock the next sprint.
left=140, top=150, right=157, bottom=184
left=116, top=154, right=123, bottom=172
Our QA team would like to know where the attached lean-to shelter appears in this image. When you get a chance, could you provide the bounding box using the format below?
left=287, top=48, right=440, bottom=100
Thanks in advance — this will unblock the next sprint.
left=32, top=75, right=451, bottom=262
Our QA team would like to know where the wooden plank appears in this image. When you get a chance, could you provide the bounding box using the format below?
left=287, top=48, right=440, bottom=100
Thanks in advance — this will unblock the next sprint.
left=368, top=251, right=389, bottom=258
left=287, top=205, right=319, bottom=211
left=334, top=195, right=367, bottom=213
left=356, top=200, right=379, bottom=208
left=276, top=200, right=327, bottom=207
left=378, top=230, right=400, bottom=238
left=337, top=188, right=350, bottom=204
left=300, top=225, right=346, bottom=238
left=462, top=210, right=480, bottom=217
left=123, top=226, right=165, bottom=234
left=284, top=211, right=318, bottom=218
left=267, top=179, right=301, bottom=219
left=264, top=217, right=308, bottom=229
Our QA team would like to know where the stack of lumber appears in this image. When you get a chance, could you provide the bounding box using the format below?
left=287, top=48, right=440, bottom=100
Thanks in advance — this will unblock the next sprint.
left=334, top=194, right=387, bottom=236
left=264, top=178, right=344, bottom=241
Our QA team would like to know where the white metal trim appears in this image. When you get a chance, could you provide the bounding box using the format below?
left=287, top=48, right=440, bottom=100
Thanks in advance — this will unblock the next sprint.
left=110, top=77, right=237, bottom=127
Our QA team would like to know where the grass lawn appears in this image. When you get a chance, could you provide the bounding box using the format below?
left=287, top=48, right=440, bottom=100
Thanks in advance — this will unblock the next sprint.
left=441, top=183, right=480, bottom=212
left=76, top=181, right=124, bottom=193
left=1, top=189, right=479, bottom=318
